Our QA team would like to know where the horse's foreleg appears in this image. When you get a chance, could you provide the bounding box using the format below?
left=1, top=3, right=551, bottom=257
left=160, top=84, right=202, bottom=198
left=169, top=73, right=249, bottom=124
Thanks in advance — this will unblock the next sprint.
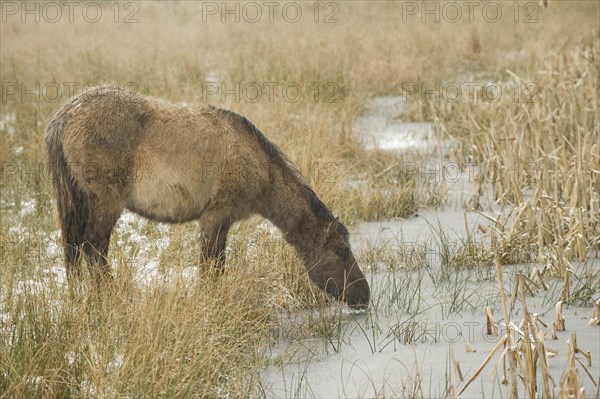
left=199, top=215, right=231, bottom=273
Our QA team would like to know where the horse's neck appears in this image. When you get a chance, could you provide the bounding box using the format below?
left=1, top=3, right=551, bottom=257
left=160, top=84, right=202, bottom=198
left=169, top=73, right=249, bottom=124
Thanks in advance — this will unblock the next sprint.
left=260, top=166, right=321, bottom=259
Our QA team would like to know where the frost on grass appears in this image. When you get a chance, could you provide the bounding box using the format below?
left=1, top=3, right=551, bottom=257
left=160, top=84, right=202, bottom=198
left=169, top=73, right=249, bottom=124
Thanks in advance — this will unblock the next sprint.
left=113, top=210, right=173, bottom=285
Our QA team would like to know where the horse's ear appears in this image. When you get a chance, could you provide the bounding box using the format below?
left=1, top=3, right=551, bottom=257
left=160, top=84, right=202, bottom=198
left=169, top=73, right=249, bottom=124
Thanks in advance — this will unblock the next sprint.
left=327, top=217, right=340, bottom=237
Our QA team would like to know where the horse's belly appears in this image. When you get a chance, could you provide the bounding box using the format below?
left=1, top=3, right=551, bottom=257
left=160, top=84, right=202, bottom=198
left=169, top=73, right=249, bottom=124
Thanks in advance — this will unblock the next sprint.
left=127, top=175, right=211, bottom=223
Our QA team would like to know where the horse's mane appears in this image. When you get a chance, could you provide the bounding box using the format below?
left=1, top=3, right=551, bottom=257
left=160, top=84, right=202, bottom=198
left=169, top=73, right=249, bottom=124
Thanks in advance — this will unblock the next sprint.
left=214, top=107, right=348, bottom=237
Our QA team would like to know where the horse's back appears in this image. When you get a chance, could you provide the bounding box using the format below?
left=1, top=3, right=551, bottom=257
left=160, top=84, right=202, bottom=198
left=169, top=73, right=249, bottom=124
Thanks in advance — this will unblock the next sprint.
left=48, top=85, right=271, bottom=223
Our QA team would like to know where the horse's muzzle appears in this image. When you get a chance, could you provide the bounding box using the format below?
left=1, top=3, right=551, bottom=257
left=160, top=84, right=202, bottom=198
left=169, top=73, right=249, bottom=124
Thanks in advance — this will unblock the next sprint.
left=344, top=278, right=370, bottom=310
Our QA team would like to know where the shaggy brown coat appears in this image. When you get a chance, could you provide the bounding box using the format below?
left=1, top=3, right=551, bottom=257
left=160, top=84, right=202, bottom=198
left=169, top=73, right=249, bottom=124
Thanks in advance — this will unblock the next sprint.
left=46, top=85, right=369, bottom=309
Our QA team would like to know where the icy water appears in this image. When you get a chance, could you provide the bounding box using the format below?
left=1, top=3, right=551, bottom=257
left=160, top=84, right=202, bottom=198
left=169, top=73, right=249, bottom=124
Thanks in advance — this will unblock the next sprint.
left=263, top=210, right=600, bottom=398
left=259, top=97, right=600, bottom=398
left=352, top=96, right=453, bottom=154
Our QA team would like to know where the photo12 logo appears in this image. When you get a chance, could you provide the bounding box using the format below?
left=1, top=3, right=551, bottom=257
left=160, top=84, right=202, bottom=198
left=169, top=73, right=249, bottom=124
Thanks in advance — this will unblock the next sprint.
left=2, top=82, right=139, bottom=104
left=1, top=2, right=140, bottom=24
left=200, top=81, right=341, bottom=103
left=199, top=1, right=339, bottom=23
left=400, top=1, right=541, bottom=23
left=400, top=81, right=539, bottom=104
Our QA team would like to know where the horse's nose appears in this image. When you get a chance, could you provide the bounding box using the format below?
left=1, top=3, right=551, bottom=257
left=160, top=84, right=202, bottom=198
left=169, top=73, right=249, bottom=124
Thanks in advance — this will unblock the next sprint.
left=345, top=279, right=370, bottom=310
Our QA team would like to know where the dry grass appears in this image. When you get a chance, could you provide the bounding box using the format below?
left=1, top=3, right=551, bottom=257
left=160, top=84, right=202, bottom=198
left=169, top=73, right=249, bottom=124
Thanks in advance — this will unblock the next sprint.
left=1, top=1, right=599, bottom=397
left=1, top=256, right=261, bottom=397
left=427, top=40, right=599, bottom=271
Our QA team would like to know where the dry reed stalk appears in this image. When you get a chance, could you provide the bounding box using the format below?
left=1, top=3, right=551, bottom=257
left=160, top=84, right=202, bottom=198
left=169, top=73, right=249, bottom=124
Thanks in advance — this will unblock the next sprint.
left=486, top=306, right=499, bottom=336
left=534, top=328, right=553, bottom=398
left=518, top=274, right=538, bottom=399
left=569, top=332, right=592, bottom=368
left=497, top=256, right=519, bottom=398
left=560, top=332, right=586, bottom=398
left=529, top=268, right=549, bottom=291
left=459, top=256, right=519, bottom=397
left=555, top=301, right=566, bottom=332
left=465, top=340, right=476, bottom=353
left=449, top=349, right=461, bottom=399
left=458, top=335, right=509, bottom=396
left=590, top=300, right=600, bottom=326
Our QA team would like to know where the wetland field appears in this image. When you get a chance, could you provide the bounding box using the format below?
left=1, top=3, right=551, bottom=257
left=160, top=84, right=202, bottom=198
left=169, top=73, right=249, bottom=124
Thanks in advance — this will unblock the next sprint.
left=1, top=1, right=599, bottom=398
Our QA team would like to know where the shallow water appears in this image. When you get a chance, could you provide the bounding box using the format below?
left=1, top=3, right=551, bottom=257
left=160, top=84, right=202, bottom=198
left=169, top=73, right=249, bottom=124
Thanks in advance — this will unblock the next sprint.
left=260, top=96, right=600, bottom=398
left=354, top=115, right=437, bottom=152
left=262, top=297, right=599, bottom=398
left=353, top=96, right=451, bottom=154
left=262, top=228, right=600, bottom=398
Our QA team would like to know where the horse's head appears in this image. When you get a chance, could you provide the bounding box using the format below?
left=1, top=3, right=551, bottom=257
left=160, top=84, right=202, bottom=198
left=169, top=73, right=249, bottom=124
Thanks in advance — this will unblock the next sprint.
left=307, top=218, right=370, bottom=310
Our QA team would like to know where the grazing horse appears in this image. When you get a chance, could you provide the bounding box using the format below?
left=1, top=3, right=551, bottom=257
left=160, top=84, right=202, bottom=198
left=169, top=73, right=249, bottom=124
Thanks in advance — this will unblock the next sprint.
left=45, top=85, right=370, bottom=309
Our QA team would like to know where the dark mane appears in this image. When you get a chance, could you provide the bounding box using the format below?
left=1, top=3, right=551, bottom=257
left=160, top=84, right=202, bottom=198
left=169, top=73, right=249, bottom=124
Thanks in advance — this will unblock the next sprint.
left=215, top=107, right=347, bottom=236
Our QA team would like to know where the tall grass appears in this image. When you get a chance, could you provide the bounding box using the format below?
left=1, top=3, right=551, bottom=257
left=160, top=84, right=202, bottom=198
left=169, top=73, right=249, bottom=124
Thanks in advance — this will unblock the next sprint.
left=2, top=1, right=599, bottom=397
left=426, top=39, right=599, bottom=298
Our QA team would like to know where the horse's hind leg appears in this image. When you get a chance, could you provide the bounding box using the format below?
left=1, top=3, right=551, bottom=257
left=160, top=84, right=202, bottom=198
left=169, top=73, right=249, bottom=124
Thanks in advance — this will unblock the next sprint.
left=82, top=198, right=123, bottom=284
left=61, top=201, right=88, bottom=281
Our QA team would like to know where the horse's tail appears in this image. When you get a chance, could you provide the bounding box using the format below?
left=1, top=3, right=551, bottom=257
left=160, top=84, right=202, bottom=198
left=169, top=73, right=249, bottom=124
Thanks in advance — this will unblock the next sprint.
left=45, top=111, right=89, bottom=275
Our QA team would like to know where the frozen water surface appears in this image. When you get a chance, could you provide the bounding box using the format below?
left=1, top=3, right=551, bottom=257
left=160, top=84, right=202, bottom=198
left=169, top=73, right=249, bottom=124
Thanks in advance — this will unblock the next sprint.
left=259, top=97, right=600, bottom=398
